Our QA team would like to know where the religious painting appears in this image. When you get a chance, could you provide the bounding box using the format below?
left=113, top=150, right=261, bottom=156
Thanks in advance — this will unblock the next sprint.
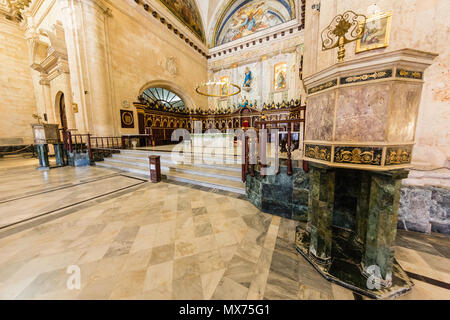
left=216, top=0, right=293, bottom=45
left=356, top=12, right=392, bottom=53
left=243, top=67, right=252, bottom=91
left=220, top=76, right=229, bottom=96
left=157, top=0, right=205, bottom=42
left=274, top=62, right=287, bottom=91
left=120, top=110, right=134, bottom=128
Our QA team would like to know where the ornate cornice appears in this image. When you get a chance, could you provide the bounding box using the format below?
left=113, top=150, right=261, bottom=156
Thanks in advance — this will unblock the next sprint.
left=0, top=0, right=32, bottom=22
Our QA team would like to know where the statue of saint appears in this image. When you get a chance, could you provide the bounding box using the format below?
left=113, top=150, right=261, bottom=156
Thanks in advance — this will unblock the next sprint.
left=238, top=96, right=249, bottom=108
left=243, top=67, right=252, bottom=88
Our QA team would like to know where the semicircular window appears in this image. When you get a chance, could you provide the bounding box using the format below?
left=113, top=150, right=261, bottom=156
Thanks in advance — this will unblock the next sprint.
left=141, top=87, right=185, bottom=109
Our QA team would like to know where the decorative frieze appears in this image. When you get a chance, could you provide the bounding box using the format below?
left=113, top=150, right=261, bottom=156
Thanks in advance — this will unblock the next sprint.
left=385, top=146, right=413, bottom=166
left=339, top=69, right=392, bottom=85
left=334, top=146, right=382, bottom=166
left=395, top=69, right=423, bottom=80
left=304, top=144, right=332, bottom=162
left=307, top=79, right=337, bottom=94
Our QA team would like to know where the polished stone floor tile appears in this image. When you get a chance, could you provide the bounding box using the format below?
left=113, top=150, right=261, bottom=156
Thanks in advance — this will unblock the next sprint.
left=0, top=165, right=448, bottom=300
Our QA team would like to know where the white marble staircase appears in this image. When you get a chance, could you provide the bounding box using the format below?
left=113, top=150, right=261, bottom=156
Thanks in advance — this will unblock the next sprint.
left=95, top=149, right=245, bottom=194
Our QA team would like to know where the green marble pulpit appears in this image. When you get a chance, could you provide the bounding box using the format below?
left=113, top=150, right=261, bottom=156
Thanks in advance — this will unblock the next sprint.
left=296, top=49, right=437, bottom=299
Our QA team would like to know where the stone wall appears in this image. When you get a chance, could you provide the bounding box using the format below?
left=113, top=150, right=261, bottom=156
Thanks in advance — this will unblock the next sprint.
left=399, top=185, right=450, bottom=234
left=0, top=20, right=37, bottom=146
left=106, top=0, right=208, bottom=136
left=0, top=0, right=209, bottom=141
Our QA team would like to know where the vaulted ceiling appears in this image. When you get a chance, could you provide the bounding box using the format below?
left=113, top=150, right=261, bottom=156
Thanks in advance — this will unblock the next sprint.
left=157, top=0, right=297, bottom=47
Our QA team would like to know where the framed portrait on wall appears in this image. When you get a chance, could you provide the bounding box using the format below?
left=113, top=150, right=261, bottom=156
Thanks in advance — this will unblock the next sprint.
left=274, top=62, right=287, bottom=91
left=120, top=110, right=134, bottom=128
left=356, top=12, right=392, bottom=53
left=219, top=76, right=229, bottom=97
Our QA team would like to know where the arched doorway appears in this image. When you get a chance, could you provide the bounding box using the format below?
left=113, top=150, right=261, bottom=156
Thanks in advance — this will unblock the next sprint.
left=58, top=93, right=68, bottom=130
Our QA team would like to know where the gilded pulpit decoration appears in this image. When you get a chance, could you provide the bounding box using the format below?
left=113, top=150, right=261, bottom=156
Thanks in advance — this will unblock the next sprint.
left=308, top=79, right=337, bottom=94
left=334, top=146, right=382, bottom=166
left=396, top=69, right=423, bottom=80
left=305, top=145, right=331, bottom=162
left=385, top=146, right=412, bottom=165
left=321, top=11, right=366, bottom=62
left=340, top=69, right=392, bottom=84
left=120, top=110, right=134, bottom=128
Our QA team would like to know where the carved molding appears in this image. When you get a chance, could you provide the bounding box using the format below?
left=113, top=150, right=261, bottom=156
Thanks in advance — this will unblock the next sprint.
left=0, top=0, right=32, bottom=22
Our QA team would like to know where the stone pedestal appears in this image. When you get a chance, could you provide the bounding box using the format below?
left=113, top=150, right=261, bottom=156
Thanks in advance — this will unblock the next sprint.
left=36, top=144, right=50, bottom=169
left=363, top=170, right=408, bottom=285
left=54, top=143, right=66, bottom=167
left=296, top=166, right=413, bottom=299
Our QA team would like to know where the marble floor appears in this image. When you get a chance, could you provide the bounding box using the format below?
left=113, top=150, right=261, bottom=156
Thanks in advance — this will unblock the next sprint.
left=0, top=164, right=449, bottom=300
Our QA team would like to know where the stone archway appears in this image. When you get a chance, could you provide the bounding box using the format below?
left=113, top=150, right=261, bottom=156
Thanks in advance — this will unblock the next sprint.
left=138, top=80, right=197, bottom=110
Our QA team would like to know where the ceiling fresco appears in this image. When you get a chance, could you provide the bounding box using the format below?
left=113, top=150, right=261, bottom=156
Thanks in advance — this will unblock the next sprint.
left=157, top=0, right=206, bottom=43
left=213, top=0, right=295, bottom=46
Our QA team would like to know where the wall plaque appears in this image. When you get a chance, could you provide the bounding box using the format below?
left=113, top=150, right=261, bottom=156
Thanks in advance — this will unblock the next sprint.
left=121, top=110, right=134, bottom=128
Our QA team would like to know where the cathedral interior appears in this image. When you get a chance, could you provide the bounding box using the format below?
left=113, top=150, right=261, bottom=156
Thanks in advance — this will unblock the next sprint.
left=0, top=0, right=449, bottom=302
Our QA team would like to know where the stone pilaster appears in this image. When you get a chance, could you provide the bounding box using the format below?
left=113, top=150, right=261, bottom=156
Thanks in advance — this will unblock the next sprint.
left=363, top=170, right=409, bottom=284
left=60, top=0, right=114, bottom=135
left=307, top=163, right=335, bottom=263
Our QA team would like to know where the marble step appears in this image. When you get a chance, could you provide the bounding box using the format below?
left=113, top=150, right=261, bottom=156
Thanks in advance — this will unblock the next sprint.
left=103, top=157, right=242, bottom=182
left=110, top=153, right=241, bottom=172
left=95, top=161, right=245, bottom=194
left=119, top=149, right=243, bottom=164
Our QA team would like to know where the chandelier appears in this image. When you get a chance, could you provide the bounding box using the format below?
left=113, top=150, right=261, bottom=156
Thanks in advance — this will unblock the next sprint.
left=195, top=80, right=241, bottom=98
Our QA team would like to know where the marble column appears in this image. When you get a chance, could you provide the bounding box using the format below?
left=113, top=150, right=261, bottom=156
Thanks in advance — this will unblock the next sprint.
left=260, top=56, right=268, bottom=103
left=363, top=170, right=409, bottom=284
left=307, top=163, right=335, bottom=263
left=232, top=64, right=238, bottom=106
left=356, top=171, right=370, bottom=245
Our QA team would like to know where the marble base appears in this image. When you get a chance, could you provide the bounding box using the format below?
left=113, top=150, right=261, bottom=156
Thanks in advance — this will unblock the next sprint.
left=68, top=151, right=91, bottom=167
left=295, top=226, right=414, bottom=299
left=246, top=165, right=309, bottom=221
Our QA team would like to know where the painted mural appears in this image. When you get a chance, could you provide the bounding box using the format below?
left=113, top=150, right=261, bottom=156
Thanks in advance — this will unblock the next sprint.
left=158, top=0, right=205, bottom=42
left=215, top=0, right=294, bottom=46
left=274, top=62, right=287, bottom=90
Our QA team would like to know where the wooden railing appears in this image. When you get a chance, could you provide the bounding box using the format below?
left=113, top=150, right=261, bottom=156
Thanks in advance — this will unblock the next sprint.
left=241, top=117, right=307, bottom=182
left=63, top=131, right=153, bottom=163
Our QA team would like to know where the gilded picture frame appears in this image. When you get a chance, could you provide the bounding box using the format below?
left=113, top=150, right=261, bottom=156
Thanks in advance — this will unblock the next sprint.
left=356, top=12, right=392, bottom=53
left=219, top=76, right=229, bottom=97
left=273, top=62, right=287, bottom=91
